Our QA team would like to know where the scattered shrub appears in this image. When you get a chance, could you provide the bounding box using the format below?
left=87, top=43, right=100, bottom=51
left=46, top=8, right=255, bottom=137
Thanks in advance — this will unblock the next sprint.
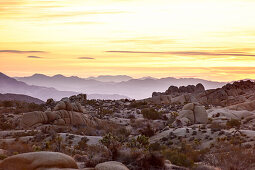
left=226, top=119, right=241, bottom=129
left=141, top=108, right=162, bottom=120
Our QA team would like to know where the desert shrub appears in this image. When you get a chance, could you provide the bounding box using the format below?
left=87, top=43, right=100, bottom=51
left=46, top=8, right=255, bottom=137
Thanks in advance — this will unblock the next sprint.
left=1, top=101, right=14, bottom=107
left=73, top=120, right=128, bottom=138
left=140, top=124, right=155, bottom=137
left=162, top=149, right=194, bottom=167
left=149, top=142, right=162, bottom=151
left=0, top=154, right=7, bottom=160
left=226, top=119, right=241, bottom=129
left=100, top=133, right=122, bottom=159
left=129, top=101, right=147, bottom=109
left=141, top=108, right=162, bottom=120
left=137, top=135, right=149, bottom=147
left=75, top=137, right=89, bottom=150
left=0, top=120, right=13, bottom=130
left=161, top=142, right=208, bottom=168
left=84, top=145, right=111, bottom=167
left=127, top=135, right=150, bottom=149
left=139, top=151, right=165, bottom=169
left=97, top=107, right=113, bottom=117
left=204, top=140, right=255, bottom=170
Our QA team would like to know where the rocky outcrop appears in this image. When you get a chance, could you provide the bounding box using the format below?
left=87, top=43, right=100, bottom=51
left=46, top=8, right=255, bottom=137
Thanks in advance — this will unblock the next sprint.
left=17, top=95, right=91, bottom=128
left=95, top=161, right=129, bottom=170
left=173, top=103, right=208, bottom=126
left=61, top=94, right=87, bottom=105
left=198, top=80, right=255, bottom=107
left=151, top=84, right=205, bottom=105
left=19, top=110, right=97, bottom=128
left=46, top=94, right=87, bottom=110
left=0, top=151, right=78, bottom=170
left=53, top=101, right=85, bottom=113
left=165, top=83, right=205, bottom=95
left=152, top=81, right=255, bottom=111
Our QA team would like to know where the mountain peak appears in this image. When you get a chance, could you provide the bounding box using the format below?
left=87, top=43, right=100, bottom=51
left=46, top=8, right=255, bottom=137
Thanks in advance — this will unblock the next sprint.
left=52, top=74, right=65, bottom=78
left=31, top=73, right=48, bottom=78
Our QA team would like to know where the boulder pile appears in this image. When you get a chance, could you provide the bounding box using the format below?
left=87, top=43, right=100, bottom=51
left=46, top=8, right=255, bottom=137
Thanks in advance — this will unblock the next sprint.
left=151, top=84, right=204, bottom=105
left=173, top=103, right=208, bottom=127
left=18, top=99, right=97, bottom=129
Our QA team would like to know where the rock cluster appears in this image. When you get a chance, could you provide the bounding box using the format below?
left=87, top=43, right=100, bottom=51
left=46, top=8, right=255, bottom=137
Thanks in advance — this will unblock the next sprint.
left=173, top=103, right=208, bottom=126
left=165, top=83, right=205, bottom=95
left=19, top=110, right=96, bottom=128
left=53, top=100, right=85, bottom=113
left=152, top=80, right=255, bottom=112
left=198, top=80, right=255, bottom=107
left=18, top=99, right=96, bottom=128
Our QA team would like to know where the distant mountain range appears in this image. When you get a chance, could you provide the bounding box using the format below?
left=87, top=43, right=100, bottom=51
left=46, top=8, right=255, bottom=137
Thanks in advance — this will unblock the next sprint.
left=0, top=73, right=129, bottom=101
left=0, top=93, right=44, bottom=104
left=87, top=75, right=133, bottom=82
left=15, top=73, right=227, bottom=99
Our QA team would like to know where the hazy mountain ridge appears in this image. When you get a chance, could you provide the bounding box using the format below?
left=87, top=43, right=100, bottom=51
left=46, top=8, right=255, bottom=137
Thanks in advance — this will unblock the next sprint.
left=15, top=73, right=227, bottom=99
left=0, top=73, right=130, bottom=101
left=87, top=75, right=133, bottom=82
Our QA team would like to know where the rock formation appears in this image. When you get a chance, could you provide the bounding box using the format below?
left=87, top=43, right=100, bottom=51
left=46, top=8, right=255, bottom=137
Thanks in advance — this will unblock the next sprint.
left=0, top=151, right=78, bottom=170
left=19, top=110, right=97, bottom=128
left=151, top=80, right=255, bottom=112
left=18, top=97, right=97, bottom=129
left=173, top=103, right=208, bottom=126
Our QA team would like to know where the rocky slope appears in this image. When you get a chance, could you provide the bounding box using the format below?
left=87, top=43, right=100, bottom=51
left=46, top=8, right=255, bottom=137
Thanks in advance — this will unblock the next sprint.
left=0, top=93, right=44, bottom=104
left=0, top=81, right=255, bottom=170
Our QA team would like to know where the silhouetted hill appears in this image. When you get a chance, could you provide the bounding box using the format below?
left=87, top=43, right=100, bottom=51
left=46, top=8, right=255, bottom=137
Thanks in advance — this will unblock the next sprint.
left=0, top=93, right=44, bottom=104
left=0, top=72, right=78, bottom=101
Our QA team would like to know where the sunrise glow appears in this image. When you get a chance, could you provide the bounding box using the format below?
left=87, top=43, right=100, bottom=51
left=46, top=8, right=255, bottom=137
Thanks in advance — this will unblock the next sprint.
left=1, top=0, right=255, bottom=81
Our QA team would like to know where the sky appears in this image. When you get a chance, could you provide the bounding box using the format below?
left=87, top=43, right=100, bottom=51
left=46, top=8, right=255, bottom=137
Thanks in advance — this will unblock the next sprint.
left=1, top=0, right=255, bottom=81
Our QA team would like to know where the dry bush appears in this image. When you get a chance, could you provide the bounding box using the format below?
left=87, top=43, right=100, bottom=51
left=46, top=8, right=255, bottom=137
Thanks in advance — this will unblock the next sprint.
left=141, top=108, right=162, bottom=120
left=74, top=120, right=129, bottom=138
left=84, top=145, right=111, bottom=167
left=204, top=141, right=255, bottom=170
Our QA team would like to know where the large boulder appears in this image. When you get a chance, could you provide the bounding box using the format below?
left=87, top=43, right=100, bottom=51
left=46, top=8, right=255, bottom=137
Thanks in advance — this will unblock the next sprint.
left=178, top=110, right=195, bottom=123
left=174, top=103, right=208, bottom=126
left=194, top=105, right=208, bottom=123
left=0, top=151, right=78, bottom=170
left=183, top=103, right=194, bottom=110
left=95, top=161, right=129, bottom=170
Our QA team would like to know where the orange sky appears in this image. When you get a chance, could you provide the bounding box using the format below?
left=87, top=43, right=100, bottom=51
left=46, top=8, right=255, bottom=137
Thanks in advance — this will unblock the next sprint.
left=1, top=0, right=255, bottom=81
